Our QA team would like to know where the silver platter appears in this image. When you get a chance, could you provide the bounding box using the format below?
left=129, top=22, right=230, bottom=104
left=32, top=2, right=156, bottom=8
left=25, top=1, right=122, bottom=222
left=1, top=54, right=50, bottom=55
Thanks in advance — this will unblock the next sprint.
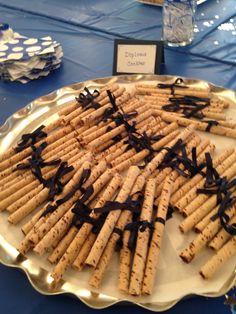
left=0, top=74, right=235, bottom=311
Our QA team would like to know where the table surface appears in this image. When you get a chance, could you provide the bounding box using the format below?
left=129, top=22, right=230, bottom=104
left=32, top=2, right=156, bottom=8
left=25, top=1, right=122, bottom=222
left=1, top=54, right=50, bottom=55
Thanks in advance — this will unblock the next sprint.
left=0, top=1, right=235, bottom=313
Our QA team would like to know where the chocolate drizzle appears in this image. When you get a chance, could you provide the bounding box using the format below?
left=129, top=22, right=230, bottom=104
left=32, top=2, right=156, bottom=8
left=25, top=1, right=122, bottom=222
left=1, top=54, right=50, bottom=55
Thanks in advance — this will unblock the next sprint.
left=77, top=87, right=101, bottom=110
left=157, top=78, right=188, bottom=95
left=15, top=125, right=47, bottom=153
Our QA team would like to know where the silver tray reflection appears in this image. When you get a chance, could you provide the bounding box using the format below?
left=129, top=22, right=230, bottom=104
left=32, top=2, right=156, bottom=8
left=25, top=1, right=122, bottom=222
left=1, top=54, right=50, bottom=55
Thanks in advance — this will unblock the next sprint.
left=0, top=74, right=235, bottom=312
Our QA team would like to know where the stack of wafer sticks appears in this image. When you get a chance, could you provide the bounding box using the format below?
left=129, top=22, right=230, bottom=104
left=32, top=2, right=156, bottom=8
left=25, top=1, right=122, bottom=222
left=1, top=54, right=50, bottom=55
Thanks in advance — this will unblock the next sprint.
left=0, top=79, right=235, bottom=296
left=136, top=79, right=236, bottom=138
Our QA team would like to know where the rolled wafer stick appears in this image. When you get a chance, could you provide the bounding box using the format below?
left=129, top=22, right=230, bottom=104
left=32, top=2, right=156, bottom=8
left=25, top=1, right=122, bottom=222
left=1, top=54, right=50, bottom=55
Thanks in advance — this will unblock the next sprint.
left=118, top=175, right=146, bottom=293
left=92, top=115, right=158, bottom=158
left=96, top=118, right=166, bottom=161
left=77, top=97, right=141, bottom=140
left=8, top=187, right=49, bottom=225
left=89, top=115, right=157, bottom=157
left=129, top=178, right=156, bottom=296
left=174, top=152, right=236, bottom=214
left=170, top=143, right=214, bottom=192
left=20, top=155, right=93, bottom=236
left=51, top=173, right=123, bottom=281
left=80, top=89, right=133, bottom=126
left=113, top=129, right=180, bottom=173
left=6, top=184, right=45, bottom=214
left=88, top=232, right=119, bottom=289
left=136, top=84, right=210, bottom=98
left=182, top=163, right=236, bottom=217
left=33, top=161, right=109, bottom=256
left=110, top=121, right=177, bottom=168
left=87, top=109, right=154, bottom=152
left=146, top=93, right=224, bottom=106
left=208, top=214, right=236, bottom=251
left=194, top=207, right=219, bottom=233
left=136, top=82, right=209, bottom=92
left=68, top=85, right=122, bottom=127
left=0, top=118, right=62, bottom=163
left=48, top=226, right=78, bottom=264
left=73, top=87, right=126, bottom=127
left=118, top=217, right=132, bottom=293
left=180, top=205, right=236, bottom=263
left=76, top=99, right=142, bottom=142
left=71, top=232, right=97, bottom=271
left=7, top=165, right=77, bottom=225
left=58, top=101, right=77, bottom=118
left=188, top=112, right=226, bottom=122
left=179, top=185, right=236, bottom=234
left=138, top=81, right=210, bottom=90
left=59, top=84, right=119, bottom=118
left=104, top=118, right=162, bottom=164
left=66, top=108, right=98, bottom=130
left=215, top=120, right=236, bottom=129
left=0, top=147, right=87, bottom=197
left=151, top=98, right=228, bottom=113
left=150, top=102, right=227, bottom=121
left=141, top=125, right=195, bottom=180
left=148, top=98, right=225, bottom=113
left=21, top=207, right=45, bottom=235
left=153, top=135, right=207, bottom=199
left=0, top=125, right=74, bottom=172
left=142, top=175, right=172, bottom=295
left=42, top=128, right=77, bottom=154
left=72, top=174, right=123, bottom=270
left=0, top=140, right=80, bottom=200
left=26, top=160, right=93, bottom=248
left=171, top=148, right=233, bottom=205
left=89, top=174, right=146, bottom=289
left=4, top=151, right=86, bottom=214
left=200, top=237, right=236, bottom=279
left=155, top=111, right=236, bottom=139
left=211, top=97, right=230, bottom=109
left=42, top=137, right=79, bottom=161
left=80, top=103, right=148, bottom=145
left=85, top=166, right=140, bottom=268
left=18, top=222, right=42, bottom=254
left=0, top=141, right=80, bottom=191
left=80, top=103, right=148, bottom=146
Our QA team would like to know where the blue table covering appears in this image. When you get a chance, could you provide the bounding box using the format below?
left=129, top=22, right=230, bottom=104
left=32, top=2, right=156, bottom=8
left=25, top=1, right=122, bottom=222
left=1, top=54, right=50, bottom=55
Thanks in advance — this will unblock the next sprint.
left=0, top=1, right=235, bottom=313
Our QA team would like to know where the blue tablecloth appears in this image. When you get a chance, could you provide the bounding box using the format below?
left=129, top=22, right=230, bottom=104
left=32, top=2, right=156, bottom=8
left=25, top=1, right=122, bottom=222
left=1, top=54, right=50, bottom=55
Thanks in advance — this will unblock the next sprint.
left=0, top=1, right=235, bottom=313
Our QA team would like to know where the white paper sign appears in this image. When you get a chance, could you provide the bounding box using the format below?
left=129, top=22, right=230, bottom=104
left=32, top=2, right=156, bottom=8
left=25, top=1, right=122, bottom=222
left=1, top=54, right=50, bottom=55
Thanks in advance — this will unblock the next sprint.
left=116, top=44, right=157, bottom=74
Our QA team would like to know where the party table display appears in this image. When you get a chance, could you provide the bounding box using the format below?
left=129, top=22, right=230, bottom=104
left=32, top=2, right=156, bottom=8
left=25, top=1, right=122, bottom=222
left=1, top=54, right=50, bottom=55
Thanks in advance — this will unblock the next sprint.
left=0, top=79, right=235, bottom=297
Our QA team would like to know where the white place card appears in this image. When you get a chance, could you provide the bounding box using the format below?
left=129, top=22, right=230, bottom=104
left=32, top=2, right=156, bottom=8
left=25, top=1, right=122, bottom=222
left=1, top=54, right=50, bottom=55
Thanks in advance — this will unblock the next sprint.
left=113, top=39, right=164, bottom=75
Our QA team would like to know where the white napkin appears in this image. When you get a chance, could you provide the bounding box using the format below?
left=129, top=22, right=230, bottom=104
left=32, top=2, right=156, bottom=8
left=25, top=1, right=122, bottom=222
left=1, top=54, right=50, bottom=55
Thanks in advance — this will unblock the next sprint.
left=0, top=23, right=63, bottom=83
